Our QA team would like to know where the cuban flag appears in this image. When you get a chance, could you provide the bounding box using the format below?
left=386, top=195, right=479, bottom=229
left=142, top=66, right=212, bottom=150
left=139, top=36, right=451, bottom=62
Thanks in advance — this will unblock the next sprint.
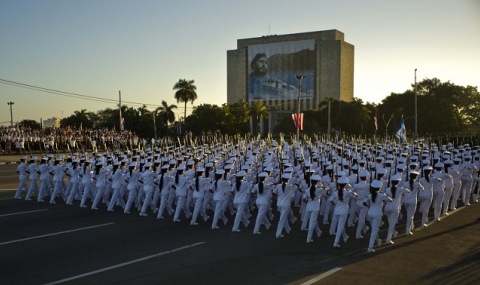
left=292, top=113, right=303, bottom=130
left=120, top=117, right=125, bottom=131
left=374, top=116, right=378, bottom=131
left=395, top=117, right=406, bottom=143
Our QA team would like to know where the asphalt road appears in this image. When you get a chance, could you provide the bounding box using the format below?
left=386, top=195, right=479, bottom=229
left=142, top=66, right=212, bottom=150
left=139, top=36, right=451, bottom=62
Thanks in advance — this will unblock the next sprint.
left=0, top=163, right=479, bottom=285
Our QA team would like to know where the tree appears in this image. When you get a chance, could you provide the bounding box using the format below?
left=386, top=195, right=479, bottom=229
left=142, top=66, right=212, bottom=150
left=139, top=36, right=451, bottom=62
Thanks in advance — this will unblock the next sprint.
left=249, top=101, right=268, bottom=135
left=60, top=109, right=94, bottom=129
left=360, top=105, right=372, bottom=135
left=19, top=119, right=41, bottom=130
left=223, top=100, right=249, bottom=134
left=185, top=104, right=225, bottom=135
left=155, top=100, right=177, bottom=128
left=173, top=79, right=197, bottom=121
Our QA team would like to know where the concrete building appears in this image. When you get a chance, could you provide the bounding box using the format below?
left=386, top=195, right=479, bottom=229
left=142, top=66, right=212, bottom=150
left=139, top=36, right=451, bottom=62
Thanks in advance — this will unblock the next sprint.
left=43, top=117, right=61, bottom=128
left=227, top=29, right=354, bottom=134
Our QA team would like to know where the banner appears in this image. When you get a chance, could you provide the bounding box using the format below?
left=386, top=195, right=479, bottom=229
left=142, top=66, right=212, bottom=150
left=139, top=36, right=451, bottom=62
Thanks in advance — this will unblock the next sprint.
left=248, top=40, right=315, bottom=102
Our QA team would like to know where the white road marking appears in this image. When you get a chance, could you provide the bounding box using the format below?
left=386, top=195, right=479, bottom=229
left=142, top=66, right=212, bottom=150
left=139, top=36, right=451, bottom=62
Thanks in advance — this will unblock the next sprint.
left=414, top=205, right=467, bottom=230
left=301, top=267, right=342, bottom=285
left=0, top=222, right=114, bottom=246
left=44, top=241, right=206, bottom=285
left=0, top=209, right=48, bottom=217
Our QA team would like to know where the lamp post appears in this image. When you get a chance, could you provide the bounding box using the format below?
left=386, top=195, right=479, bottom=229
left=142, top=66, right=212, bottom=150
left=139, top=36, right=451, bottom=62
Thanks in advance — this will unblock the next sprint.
left=7, top=102, right=14, bottom=127
left=414, top=68, right=417, bottom=138
left=295, top=74, right=305, bottom=141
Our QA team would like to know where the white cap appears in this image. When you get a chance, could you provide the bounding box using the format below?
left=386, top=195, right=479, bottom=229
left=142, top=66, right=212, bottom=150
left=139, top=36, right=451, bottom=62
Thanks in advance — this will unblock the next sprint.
left=409, top=170, right=419, bottom=176
left=311, top=175, right=321, bottom=181
left=377, top=168, right=387, bottom=175
left=391, top=174, right=401, bottom=181
left=338, top=176, right=349, bottom=184
left=281, top=173, right=291, bottom=179
left=371, top=180, right=382, bottom=188
left=434, top=162, right=444, bottom=168
left=359, top=170, right=369, bottom=177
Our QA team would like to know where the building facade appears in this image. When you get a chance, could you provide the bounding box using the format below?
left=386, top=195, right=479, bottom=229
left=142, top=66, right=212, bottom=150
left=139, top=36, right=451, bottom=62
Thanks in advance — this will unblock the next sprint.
left=43, top=117, right=61, bottom=128
left=227, top=29, right=354, bottom=134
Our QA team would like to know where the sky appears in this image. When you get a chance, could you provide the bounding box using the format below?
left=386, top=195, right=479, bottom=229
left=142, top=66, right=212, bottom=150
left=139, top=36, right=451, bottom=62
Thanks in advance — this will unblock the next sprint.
left=1, top=0, right=479, bottom=126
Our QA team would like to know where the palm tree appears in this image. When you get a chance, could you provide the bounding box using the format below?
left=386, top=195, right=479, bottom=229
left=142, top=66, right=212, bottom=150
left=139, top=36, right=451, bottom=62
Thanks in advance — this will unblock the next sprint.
left=155, top=100, right=177, bottom=128
left=173, top=79, right=197, bottom=121
left=249, top=101, right=268, bottom=135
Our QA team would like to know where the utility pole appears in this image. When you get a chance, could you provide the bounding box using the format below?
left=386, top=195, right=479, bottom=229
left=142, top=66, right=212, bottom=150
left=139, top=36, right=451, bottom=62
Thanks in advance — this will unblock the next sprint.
left=119, top=91, right=122, bottom=131
left=414, top=68, right=417, bottom=138
left=7, top=102, right=14, bottom=127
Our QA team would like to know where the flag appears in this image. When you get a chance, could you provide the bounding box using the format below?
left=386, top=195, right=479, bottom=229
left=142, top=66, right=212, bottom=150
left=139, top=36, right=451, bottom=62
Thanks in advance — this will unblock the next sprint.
left=395, top=117, right=407, bottom=143
left=374, top=116, right=378, bottom=131
left=292, top=113, right=303, bottom=130
left=120, top=117, right=125, bottom=131
left=80, top=122, right=83, bottom=130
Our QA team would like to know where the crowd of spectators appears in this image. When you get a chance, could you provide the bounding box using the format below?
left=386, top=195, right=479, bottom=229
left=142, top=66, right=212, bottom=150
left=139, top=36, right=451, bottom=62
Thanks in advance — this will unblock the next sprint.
left=0, top=126, right=144, bottom=155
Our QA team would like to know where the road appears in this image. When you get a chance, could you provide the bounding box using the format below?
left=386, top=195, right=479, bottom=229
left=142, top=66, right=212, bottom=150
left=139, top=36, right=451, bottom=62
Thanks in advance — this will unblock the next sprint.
left=0, top=162, right=479, bottom=285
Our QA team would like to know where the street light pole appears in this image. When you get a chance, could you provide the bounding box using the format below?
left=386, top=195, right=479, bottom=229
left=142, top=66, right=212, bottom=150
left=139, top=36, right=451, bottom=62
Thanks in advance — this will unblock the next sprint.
left=295, top=74, right=305, bottom=141
left=7, top=102, right=14, bottom=127
left=414, top=68, right=417, bottom=138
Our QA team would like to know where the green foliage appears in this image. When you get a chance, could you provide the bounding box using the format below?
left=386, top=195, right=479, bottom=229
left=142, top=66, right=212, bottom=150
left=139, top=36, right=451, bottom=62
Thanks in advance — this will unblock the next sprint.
left=249, top=101, right=269, bottom=135
left=54, top=77, right=480, bottom=139
left=224, top=100, right=249, bottom=134
left=184, top=104, right=225, bottom=135
left=19, top=119, right=41, bottom=130
left=60, top=109, right=95, bottom=129
left=173, top=79, right=197, bottom=121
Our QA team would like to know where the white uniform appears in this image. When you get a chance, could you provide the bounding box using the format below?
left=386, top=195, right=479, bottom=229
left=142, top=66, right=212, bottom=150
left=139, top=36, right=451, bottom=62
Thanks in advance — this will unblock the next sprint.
left=251, top=182, right=274, bottom=234
left=211, top=179, right=232, bottom=229
left=232, top=180, right=252, bottom=231
left=364, top=192, right=392, bottom=250
left=190, top=176, right=210, bottom=225
left=384, top=185, right=409, bottom=243
left=273, top=183, right=296, bottom=238
left=302, top=186, right=323, bottom=242
left=14, top=161, right=28, bottom=199
left=329, top=189, right=357, bottom=246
